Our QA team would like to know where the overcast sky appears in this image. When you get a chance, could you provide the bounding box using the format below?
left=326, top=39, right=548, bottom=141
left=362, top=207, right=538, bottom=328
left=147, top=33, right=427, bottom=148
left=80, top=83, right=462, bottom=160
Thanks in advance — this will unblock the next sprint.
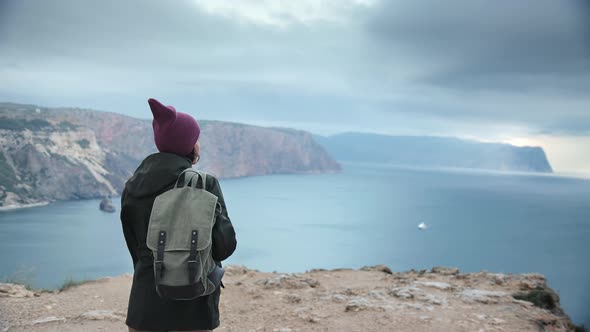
left=1, top=0, right=589, bottom=172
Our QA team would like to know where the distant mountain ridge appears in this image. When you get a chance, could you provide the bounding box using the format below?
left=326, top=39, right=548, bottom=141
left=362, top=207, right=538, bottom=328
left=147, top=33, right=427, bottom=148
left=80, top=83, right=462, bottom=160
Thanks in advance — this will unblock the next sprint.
left=315, top=132, right=553, bottom=173
left=0, top=102, right=340, bottom=207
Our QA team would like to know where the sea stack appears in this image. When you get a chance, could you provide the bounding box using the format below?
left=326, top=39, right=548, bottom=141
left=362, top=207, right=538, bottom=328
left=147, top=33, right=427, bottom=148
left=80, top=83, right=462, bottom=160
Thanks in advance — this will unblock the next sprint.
left=99, top=197, right=115, bottom=213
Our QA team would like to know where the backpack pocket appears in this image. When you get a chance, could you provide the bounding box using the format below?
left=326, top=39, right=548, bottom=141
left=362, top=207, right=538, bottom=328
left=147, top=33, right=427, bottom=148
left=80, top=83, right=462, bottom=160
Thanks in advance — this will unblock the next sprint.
left=151, top=249, right=210, bottom=300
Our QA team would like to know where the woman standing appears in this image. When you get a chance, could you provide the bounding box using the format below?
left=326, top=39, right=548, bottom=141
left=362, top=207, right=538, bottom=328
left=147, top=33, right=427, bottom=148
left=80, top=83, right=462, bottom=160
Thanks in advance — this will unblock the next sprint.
left=121, top=98, right=237, bottom=332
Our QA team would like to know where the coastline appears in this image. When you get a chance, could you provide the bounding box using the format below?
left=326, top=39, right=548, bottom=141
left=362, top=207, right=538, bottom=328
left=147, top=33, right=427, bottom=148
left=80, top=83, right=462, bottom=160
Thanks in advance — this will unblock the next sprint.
left=4, top=164, right=586, bottom=213
left=0, top=265, right=584, bottom=332
left=0, top=201, right=50, bottom=212
left=0, top=170, right=344, bottom=212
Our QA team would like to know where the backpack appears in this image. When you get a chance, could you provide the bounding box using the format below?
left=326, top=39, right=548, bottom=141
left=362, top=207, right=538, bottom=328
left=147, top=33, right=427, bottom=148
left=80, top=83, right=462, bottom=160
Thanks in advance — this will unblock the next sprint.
left=146, top=168, right=225, bottom=300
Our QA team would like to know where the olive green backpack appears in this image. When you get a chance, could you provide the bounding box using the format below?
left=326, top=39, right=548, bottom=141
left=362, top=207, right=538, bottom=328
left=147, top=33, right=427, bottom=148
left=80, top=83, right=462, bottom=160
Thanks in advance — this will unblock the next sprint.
left=146, top=168, right=224, bottom=300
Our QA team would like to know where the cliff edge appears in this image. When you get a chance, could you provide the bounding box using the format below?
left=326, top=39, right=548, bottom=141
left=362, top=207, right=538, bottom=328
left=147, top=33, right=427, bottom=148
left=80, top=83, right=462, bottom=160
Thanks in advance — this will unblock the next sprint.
left=0, top=266, right=579, bottom=332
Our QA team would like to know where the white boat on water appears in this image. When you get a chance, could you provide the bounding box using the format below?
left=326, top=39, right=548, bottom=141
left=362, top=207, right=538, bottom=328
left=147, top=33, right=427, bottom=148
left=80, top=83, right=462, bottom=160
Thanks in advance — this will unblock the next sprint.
left=418, top=222, right=428, bottom=230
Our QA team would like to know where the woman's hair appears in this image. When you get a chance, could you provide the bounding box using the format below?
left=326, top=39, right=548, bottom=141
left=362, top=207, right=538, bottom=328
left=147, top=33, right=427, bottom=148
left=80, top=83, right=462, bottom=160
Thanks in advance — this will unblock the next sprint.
left=185, top=149, right=196, bottom=162
left=185, top=149, right=200, bottom=164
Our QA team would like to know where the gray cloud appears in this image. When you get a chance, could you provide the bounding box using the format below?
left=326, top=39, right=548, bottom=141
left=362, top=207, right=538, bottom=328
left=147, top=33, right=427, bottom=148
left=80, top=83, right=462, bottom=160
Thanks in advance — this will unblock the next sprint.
left=358, top=0, right=590, bottom=135
left=0, top=0, right=589, bottom=140
left=367, top=0, right=590, bottom=89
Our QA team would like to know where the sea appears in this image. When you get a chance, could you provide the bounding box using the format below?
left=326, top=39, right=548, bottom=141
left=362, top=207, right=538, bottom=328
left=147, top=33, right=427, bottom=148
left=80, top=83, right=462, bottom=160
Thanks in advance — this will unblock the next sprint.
left=1, top=162, right=589, bottom=327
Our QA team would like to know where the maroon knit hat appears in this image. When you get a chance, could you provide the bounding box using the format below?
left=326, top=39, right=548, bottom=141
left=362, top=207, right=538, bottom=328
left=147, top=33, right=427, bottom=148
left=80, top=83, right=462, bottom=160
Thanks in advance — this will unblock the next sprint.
left=148, top=98, right=200, bottom=156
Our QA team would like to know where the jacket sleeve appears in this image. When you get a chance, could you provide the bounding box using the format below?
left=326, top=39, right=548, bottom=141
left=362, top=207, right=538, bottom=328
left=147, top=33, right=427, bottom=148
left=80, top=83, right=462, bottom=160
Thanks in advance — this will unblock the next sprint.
left=120, top=188, right=139, bottom=267
left=207, top=176, right=237, bottom=262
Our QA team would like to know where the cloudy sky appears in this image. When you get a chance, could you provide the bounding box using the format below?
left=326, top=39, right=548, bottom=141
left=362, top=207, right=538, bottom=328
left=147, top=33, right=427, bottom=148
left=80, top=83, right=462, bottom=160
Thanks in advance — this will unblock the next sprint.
left=1, top=0, right=589, bottom=172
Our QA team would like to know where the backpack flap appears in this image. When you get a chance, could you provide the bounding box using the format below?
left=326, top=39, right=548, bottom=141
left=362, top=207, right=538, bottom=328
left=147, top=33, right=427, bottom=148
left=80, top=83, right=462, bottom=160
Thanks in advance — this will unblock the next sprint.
left=146, top=186, right=218, bottom=252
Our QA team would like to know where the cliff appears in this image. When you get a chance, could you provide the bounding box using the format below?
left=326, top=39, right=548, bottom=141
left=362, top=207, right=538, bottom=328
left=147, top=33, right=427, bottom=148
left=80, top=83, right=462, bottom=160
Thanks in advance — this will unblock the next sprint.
left=0, top=102, right=340, bottom=208
left=316, top=133, right=553, bottom=173
left=0, top=266, right=580, bottom=331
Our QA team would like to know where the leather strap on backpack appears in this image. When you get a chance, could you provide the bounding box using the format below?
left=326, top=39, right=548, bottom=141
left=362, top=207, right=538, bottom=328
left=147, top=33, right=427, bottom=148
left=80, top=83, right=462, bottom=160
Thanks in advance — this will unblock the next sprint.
left=187, top=230, right=199, bottom=283
left=155, top=231, right=166, bottom=283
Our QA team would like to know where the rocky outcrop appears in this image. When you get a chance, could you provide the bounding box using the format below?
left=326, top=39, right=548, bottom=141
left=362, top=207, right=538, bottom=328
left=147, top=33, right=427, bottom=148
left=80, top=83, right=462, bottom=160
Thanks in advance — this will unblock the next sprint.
left=98, top=197, right=115, bottom=213
left=0, top=102, right=340, bottom=207
left=0, top=283, right=38, bottom=298
left=0, top=266, right=580, bottom=332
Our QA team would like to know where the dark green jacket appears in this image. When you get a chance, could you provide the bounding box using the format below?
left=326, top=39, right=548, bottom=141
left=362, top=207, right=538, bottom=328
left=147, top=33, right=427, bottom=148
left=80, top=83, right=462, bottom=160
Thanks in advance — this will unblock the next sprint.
left=120, top=152, right=237, bottom=331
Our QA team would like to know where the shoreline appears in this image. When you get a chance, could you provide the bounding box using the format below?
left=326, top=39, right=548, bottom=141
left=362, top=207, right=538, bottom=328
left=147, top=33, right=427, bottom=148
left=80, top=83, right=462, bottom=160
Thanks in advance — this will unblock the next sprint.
left=0, top=170, right=343, bottom=212
left=0, top=201, right=50, bottom=212
left=3, top=165, right=587, bottom=213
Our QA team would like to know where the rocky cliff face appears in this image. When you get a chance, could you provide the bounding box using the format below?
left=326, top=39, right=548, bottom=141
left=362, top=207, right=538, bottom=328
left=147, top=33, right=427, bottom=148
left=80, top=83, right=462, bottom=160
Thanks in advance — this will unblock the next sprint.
left=0, top=102, right=340, bottom=207
left=316, top=133, right=554, bottom=173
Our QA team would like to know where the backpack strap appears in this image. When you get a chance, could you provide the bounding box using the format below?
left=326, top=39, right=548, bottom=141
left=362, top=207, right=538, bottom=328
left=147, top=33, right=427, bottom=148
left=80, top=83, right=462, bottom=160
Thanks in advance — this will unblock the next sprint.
left=154, top=230, right=167, bottom=283
left=188, top=230, right=199, bottom=283
left=191, top=171, right=206, bottom=190
left=174, top=168, right=198, bottom=188
left=174, top=168, right=208, bottom=190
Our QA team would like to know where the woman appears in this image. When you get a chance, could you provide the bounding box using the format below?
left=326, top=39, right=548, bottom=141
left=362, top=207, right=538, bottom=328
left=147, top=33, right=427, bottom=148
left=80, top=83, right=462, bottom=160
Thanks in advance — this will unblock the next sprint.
left=120, top=98, right=237, bottom=332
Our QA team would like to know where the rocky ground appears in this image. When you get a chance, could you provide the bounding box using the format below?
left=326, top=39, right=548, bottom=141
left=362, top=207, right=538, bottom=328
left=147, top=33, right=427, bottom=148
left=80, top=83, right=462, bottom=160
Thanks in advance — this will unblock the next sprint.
left=0, top=265, right=579, bottom=332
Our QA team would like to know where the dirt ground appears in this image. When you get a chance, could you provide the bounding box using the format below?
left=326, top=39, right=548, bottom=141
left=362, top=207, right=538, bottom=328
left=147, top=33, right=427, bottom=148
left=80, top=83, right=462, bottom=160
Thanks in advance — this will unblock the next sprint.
left=0, top=265, right=576, bottom=332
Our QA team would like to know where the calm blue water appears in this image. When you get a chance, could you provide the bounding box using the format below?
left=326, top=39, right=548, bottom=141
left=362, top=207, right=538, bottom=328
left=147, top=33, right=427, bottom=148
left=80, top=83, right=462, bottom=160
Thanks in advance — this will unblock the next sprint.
left=1, top=162, right=589, bottom=326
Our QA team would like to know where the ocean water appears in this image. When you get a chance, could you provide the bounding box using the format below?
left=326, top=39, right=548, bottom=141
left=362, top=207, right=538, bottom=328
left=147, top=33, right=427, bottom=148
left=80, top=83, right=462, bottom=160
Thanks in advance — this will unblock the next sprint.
left=1, top=162, right=589, bottom=326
